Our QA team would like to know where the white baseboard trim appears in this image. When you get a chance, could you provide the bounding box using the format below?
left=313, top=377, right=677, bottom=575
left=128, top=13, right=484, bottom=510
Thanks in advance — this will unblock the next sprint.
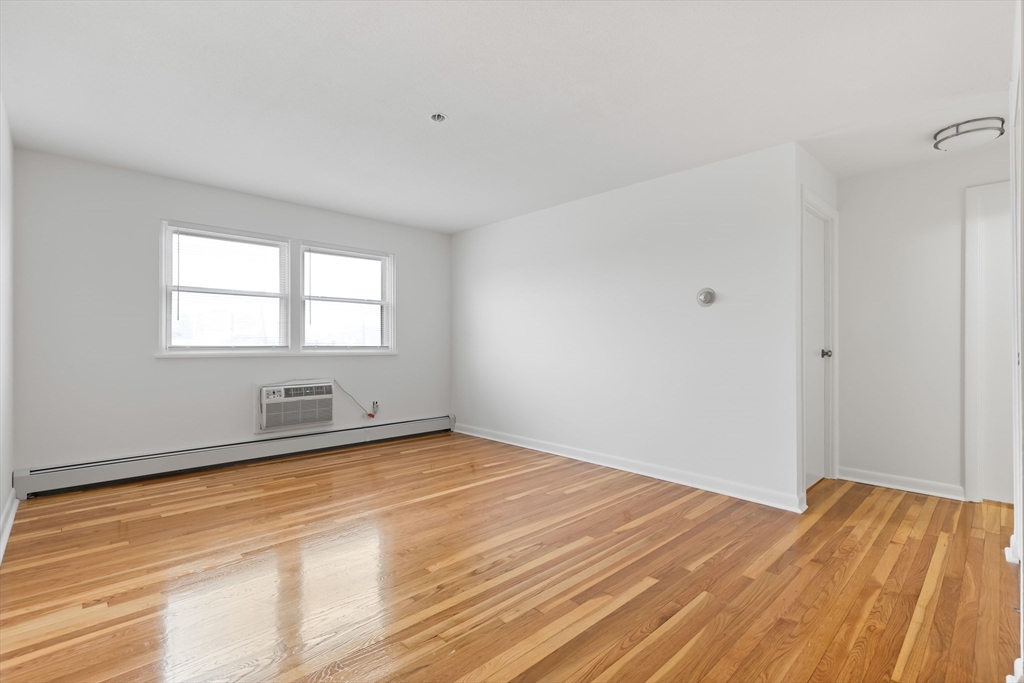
left=0, top=495, right=19, bottom=566
left=1007, top=658, right=1022, bottom=683
left=454, top=424, right=805, bottom=513
left=837, top=466, right=965, bottom=501
left=14, top=416, right=452, bottom=500
left=1006, top=534, right=1021, bottom=565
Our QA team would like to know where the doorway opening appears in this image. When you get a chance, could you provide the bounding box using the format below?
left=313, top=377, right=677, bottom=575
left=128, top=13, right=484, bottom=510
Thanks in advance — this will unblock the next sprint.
left=801, top=189, right=839, bottom=495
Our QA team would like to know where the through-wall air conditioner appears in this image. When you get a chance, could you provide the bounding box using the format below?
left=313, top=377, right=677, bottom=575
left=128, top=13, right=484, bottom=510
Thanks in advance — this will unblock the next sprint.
left=258, top=379, right=334, bottom=432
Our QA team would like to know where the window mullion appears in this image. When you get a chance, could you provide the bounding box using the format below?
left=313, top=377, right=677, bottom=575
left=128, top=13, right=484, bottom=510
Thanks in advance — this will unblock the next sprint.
left=290, top=240, right=302, bottom=352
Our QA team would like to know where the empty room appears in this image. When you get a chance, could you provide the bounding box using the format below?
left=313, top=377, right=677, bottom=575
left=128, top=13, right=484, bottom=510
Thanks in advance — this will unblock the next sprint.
left=1, top=1, right=1023, bottom=682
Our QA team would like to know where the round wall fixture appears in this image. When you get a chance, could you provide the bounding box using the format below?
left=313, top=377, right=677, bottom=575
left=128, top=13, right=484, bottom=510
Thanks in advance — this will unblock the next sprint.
left=933, top=117, right=1004, bottom=151
left=431, top=113, right=448, bottom=123
left=697, top=288, right=716, bottom=307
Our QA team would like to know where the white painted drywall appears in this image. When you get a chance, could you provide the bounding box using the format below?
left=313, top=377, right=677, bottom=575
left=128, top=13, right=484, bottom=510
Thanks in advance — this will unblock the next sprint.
left=0, top=95, right=16, bottom=559
left=0, top=2, right=1013, bottom=231
left=452, top=143, right=809, bottom=512
left=797, top=144, right=839, bottom=209
left=969, top=181, right=1014, bottom=503
left=12, top=150, right=451, bottom=471
left=837, top=144, right=1009, bottom=499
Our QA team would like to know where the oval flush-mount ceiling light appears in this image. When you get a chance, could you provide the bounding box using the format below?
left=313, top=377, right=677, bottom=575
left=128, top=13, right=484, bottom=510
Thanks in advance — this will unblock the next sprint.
left=431, top=113, right=448, bottom=123
left=933, top=117, right=1005, bottom=151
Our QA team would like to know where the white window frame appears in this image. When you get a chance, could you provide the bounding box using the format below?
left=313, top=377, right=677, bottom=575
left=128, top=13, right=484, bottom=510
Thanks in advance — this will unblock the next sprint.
left=299, top=240, right=395, bottom=352
left=158, top=220, right=396, bottom=357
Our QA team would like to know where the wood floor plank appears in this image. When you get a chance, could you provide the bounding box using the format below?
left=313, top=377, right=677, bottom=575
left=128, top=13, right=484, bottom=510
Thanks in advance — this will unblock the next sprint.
left=652, top=564, right=801, bottom=682
left=945, top=534, right=985, bottom=682
left=808, top=541, right=905, bottom=683
left=699, top=561, right=823, bottom=683
left=457, top=577, right=659, bottom=683
left=975, top=530, right=1004, bottom=683
left=916, top=503, right=974, bottom=683
left=891, top=531, right=951, bottom=682
left=0, top=433, right=1016, bottom=683
left=587, top=591, right=712, bottom=683
left=791, top=495, right=919, bottom=683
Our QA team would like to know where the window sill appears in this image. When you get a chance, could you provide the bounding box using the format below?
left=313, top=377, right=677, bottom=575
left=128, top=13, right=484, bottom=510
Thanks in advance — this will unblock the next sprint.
left=156, top=348, right=397, bottom=359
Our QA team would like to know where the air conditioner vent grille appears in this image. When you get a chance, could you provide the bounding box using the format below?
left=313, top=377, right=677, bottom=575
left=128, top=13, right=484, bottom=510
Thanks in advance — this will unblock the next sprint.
left=259, top=380, right=334, bottom=432
left=284, top=385, right=332, bottom=398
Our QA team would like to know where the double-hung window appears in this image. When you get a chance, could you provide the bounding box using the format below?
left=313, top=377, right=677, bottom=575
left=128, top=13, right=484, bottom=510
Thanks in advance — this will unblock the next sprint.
left=164, top=225, right=289, bottom=350
left=302, top=245, right=391, bottom=349
left=161, top=222, right=394, bottom=355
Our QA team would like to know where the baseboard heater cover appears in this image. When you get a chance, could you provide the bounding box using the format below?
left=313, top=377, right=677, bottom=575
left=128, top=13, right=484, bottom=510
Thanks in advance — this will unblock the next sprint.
left=13, top=416, right=452, bottom=500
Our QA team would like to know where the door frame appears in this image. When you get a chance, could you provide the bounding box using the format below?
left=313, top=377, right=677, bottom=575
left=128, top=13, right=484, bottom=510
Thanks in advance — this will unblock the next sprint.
left=797, top=187, right=840, bottom=509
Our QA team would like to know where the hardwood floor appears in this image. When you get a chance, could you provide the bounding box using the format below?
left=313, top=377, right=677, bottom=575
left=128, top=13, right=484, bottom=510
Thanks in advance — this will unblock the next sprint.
left=0, top=432, right=1016, bottom=682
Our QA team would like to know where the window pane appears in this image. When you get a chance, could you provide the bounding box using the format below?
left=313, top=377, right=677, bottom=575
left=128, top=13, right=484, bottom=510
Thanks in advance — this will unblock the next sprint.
left=304, top=301, right=382, bottom=347
left=305, top=251, right=382, bottom=301
left=174, top=233, right=283, bottom=293
left=171, top=292, right=283, bottom=347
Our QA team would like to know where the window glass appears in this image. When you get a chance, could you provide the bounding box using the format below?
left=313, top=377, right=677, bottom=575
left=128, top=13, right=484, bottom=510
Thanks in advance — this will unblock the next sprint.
left=173, top=233, right=282, bottom=293
left=171, top=292, right=283, bottom=347
left=304, top=301, right=383, bottom=347
left=305, top=251, right=381, bottom=301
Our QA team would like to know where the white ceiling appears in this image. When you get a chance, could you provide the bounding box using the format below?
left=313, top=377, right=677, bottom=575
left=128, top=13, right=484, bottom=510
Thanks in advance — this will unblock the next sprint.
left=0, top=1, right=1015, bottom=232
left=804, top=91, right=1011, bottom=180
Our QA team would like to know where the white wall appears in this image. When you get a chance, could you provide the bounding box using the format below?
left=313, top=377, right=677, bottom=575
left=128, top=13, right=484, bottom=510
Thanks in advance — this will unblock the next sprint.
left=968, top=181, right=1015, bottom=503
left=0, top=96, right=15, bottom=558
left=797, top=144, right=839, bottom=208
left=13, top=150, right=451, bottom=471
left=453, top=143, right=816, bottom=512
left=837, top=144, right=1009, bottom=499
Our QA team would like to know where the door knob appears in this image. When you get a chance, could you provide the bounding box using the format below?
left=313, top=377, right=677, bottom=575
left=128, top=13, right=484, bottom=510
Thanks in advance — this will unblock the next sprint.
left=821, top=349, right=832, bottom=358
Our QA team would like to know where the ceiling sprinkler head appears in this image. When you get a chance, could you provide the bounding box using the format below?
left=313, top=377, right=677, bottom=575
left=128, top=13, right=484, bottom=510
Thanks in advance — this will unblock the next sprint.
left=431, top=113, right=448, bottom=123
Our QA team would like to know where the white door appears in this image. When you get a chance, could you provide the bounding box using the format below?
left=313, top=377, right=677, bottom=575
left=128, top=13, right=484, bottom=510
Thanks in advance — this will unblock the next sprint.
left=966, top=181, right=1014, bottom=503
left=802, top=208, right=830, bottom=490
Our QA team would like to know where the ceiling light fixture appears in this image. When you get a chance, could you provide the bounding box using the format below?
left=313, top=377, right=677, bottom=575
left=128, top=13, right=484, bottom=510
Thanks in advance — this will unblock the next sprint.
left=933, top=117, right=1005, bottom=151
left=431, top=113, right=448, bottom=123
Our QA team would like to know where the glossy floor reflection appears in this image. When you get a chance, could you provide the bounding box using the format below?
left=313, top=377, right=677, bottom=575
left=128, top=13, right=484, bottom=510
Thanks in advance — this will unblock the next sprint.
left=0, top=433, right=1017, bottom=682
